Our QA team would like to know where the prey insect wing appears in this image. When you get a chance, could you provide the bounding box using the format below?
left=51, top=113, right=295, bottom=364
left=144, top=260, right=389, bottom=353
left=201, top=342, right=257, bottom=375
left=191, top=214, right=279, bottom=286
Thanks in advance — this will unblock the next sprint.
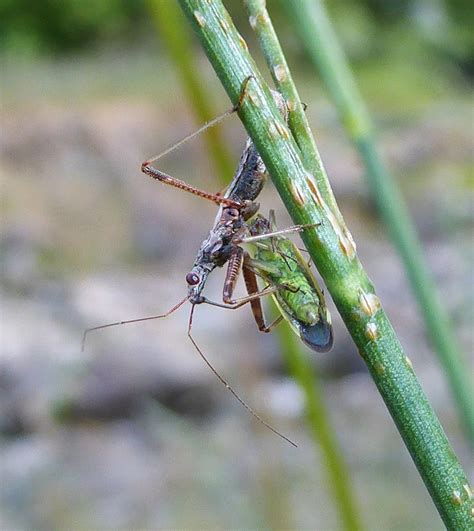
left=245, top=212, right=333, bottom=353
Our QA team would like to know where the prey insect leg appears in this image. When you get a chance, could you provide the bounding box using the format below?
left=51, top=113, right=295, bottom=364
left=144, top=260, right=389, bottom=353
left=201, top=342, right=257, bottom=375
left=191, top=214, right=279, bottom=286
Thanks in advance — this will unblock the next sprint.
left=187, top=304, right=297, bottom=447
left=199, top=247, right=285, bottom=332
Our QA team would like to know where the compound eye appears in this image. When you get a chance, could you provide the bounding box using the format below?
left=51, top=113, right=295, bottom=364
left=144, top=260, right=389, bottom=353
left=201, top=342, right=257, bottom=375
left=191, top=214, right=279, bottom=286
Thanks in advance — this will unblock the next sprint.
left=186, top=272, right=200, bottom=286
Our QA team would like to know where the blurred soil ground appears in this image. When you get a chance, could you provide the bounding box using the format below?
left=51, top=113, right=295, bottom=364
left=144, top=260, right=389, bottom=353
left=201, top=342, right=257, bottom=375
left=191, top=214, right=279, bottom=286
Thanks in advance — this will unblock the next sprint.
left=1, top=50, right=472, bottom=530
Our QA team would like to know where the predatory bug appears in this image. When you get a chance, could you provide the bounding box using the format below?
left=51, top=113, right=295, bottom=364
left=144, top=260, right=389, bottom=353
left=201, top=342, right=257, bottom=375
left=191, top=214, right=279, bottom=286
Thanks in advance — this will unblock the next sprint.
left=82, top=76, right=268, bottom=345
left=83, top=77, right=299, bottom=447
left=241, top=210, right=333, bottom=353
left=141, top=77, right=289, bottom=308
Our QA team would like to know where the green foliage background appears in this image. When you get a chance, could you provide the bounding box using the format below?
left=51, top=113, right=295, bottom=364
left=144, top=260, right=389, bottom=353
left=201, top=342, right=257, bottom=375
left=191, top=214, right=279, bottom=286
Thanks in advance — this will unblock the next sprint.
left=1, top=0, right=473, bottom=73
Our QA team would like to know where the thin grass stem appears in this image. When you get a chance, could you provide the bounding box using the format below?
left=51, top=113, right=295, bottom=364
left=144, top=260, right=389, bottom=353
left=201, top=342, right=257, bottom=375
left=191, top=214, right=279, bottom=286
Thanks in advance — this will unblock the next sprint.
left=245, top=1, right=363, bottom=529
left=148, top=0, right=234, bottom=179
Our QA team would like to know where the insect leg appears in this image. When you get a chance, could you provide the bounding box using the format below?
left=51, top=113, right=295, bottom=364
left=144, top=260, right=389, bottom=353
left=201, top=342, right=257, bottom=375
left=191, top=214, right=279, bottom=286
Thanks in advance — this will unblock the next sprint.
left=141, top=163, right=242, bottom=208
left=140, top=75, right=257, bottom=208
left=242, top=253, right=283, bottom=333
left=187, top=304, right=297, bottom=447
left=142, top=75, right=254, bottom=169
left=198, top=291, right=279, bottom=310
left=222, top=246, right=244, bottom=304
left=221, top=247, right=282, bottom=307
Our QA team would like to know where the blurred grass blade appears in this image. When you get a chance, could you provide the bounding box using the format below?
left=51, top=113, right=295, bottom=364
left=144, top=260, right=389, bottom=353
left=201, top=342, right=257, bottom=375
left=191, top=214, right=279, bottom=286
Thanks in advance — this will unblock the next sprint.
left=282, top=0, right=473, bottom=444
left=177, top=1, right=472, bottom=527
left=147, top=0, right=234, bottom=179
left=278, top=326, right=363, bottom=531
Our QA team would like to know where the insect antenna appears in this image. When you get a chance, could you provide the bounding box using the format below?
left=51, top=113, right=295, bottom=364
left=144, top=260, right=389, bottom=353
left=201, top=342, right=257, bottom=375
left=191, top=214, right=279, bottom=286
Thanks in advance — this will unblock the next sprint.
left=81, top=295, right=189, bottom=352
left=144, top=75, right=255, bottom=166
left=145, top=107, right=237, bottom=166
left=187, top=305, right=297, bottom=448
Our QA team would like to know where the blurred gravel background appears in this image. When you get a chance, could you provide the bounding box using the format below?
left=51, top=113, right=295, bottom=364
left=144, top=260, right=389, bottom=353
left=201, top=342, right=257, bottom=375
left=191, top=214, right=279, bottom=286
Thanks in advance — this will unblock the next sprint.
left=1, top=2, right=473, bottom=529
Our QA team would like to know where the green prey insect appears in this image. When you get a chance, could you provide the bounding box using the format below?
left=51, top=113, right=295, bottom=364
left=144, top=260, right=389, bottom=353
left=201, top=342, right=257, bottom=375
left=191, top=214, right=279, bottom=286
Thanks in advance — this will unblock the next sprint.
left=242, top=210, right=333, bottom=353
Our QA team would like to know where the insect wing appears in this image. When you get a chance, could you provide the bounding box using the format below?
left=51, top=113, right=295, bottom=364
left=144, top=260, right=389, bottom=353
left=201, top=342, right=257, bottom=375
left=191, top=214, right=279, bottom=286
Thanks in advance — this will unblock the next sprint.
left=276, top=241, right=333, bottom=353
left=299, top=316, right=333, bottom=352
left=293, top=244, right=333, bottom=352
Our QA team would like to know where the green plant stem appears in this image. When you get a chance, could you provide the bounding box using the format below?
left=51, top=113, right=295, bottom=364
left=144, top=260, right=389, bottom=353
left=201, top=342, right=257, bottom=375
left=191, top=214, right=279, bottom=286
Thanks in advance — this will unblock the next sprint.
left=278, top=325, right=362, bottom=531
left=178, top=1, right=471, bottom=528
left=147, top=0, right=234, bottom=179
left=244, top=0, right=340, bottom=219
left=283, top=0, right=473, bottom=445
left=245, top=2, right=362, bottom=529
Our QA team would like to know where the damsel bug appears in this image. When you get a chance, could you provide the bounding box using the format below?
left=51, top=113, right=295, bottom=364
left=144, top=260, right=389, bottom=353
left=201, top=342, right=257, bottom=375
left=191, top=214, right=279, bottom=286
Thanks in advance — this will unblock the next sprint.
left=83, top=78, right=332, bottom=446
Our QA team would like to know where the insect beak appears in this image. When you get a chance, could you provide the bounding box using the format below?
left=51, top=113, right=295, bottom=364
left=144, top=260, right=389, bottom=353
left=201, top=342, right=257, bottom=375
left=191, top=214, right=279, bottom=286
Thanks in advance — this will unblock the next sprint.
left=187, top=283, right=201, bottom=303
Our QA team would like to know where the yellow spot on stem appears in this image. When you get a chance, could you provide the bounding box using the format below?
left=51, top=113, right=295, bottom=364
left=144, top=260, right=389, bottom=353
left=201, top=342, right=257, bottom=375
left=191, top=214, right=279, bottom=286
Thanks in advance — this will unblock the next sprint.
left=374, top=361, right=385, bottom=375
left=193, top=10, right=206, bottom=27
left=238, top=34, right=248, bottom=51
left=287, top=99, right=297, bottom=112
left=359, top=292, right=381, bottom=316
left=219, top=17, right=230, bottom=32
left=289, top=180, right=306, bottom=206
left=305, top=174, right=324, bottom=207
left=257, top=11, right=270, bottom=26
left=366, top=322, right=379, bottom=341
left=268, top=121, right=279, bottom=139
left=404, top=356, right=413, bottom=370
left=339, top=236, right=356, bottom=259
left=248, top=90, right=260, bottom=107
left=464, top=483, right=473, bottom=500
left=274, top=119, right=290, bottom=139
left=274, top=64, right=287, bottom=82
left=343, top=228, right=357, bottom=255
left=451, top=490, right=462, bottom=505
